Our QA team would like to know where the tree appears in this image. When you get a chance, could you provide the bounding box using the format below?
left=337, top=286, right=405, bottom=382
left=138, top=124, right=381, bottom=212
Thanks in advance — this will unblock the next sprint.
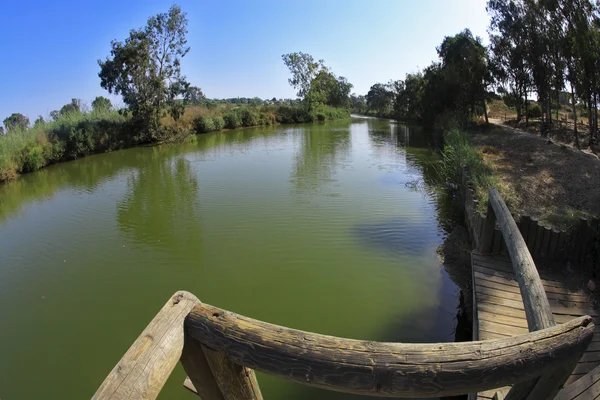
left=282, top=52, right=326, bottom=99
left=437, top=29, right=490, bottom=124
left=184, top=86, right=205, bottom=105
left=0, top=126, right=4, bottom=135
left=98, top=5, right=190, bottom=139
left=50, top=110, right=60, bottom=121
left=34, top=116, right=45, bottom=127
left=92, top=96, right=112, bottom=112
left=350, top=94, right=367, bottom=113
left=366, top=83, right=394, bottom=115
left=3, top=113, right=29, bottom=131
left=60, top=98, right=81, bottom=115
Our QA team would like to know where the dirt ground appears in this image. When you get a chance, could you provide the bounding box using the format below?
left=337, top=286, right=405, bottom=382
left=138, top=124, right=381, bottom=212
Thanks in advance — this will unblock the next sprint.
left=470, top=119, right=600, bottom=230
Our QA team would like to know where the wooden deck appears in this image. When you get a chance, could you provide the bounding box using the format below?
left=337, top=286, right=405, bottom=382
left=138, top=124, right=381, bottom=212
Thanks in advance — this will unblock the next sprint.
left=472, top=251, right=600, bottom=400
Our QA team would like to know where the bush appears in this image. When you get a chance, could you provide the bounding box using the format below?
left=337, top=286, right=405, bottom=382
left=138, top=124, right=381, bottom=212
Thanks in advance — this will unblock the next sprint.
left=194, top=116, right=216, bottom=133
left=213, top=116, right=225, bottom=130
left=241, top=108, right=260, bottom=127
left=223, top=110, right=242, bottom=129
left=528, top=104, right=542, bottom=118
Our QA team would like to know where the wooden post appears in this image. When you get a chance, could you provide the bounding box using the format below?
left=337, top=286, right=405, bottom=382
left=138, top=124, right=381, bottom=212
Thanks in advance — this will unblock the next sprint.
left=480, top=200, right=496, bottom=254
left=92, top=291, right=199, bottom=400
left=181, top=316, right=263, bottom=400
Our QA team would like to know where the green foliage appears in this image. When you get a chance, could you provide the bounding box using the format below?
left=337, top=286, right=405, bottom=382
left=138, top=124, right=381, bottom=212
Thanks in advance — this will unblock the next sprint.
left=194, top=116, right=216, bottom=133
left=281, top=52, right=325, bottom=98
left=98, top=5, right=190, bottom=141
left=184, top=86, right=205, bottom=105
left=528, top=103, right=542, bottom=118
left=438, top=129, right=495, bottom=201
left=3, top=113, right=30, bottom=131
left=60, top=98, right=81, bottom=116
left=213, top=116, right=225, bottom=130
left=223, top=110, right=242, bottom=129
left=92, top=96, right=112, bottom=112
left=367, top=83, right=395, bottom=116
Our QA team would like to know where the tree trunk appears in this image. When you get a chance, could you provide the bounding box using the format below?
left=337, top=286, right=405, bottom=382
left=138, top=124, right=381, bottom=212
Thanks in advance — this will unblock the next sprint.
left=571, top=86, right=580, bottom=149
left=588, top=93, right=594, bottom=146
left=483, top=98, right=489, bottom=125
left=525, top=90, right=529, bottom=126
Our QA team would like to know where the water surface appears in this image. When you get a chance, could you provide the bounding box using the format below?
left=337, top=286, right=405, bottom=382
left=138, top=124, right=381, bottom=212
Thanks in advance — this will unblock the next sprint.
left=0, top=117, right=460, bottom=399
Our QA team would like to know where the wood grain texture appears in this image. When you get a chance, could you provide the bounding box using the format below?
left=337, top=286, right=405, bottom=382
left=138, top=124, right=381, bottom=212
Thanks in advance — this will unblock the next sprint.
left=92, top=291, right=199, bottom=400
left=488, top=187, right=555, bottom=331
left=185, top=302, right=594, bottom=398
left=180, top=331, right=225, bottom=400
left=202, top=343, right=263, bottom=400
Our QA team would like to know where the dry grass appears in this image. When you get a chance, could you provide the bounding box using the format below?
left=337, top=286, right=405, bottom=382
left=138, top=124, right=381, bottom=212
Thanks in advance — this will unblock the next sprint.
left=470, top=122, right=600, bottom=230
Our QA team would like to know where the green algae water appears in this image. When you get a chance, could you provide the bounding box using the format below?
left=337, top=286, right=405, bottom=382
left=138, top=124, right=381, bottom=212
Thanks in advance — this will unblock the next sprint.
left=0, top=117, right=461, bottom=399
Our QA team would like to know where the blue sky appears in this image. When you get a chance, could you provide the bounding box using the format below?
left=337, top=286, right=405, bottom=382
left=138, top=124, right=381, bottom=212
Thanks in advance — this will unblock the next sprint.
left=0, top=0, right=490, bottom=121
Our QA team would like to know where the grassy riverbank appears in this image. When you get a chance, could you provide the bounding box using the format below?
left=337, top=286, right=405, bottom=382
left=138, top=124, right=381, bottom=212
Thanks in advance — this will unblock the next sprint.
left=0, top=104, right=349, bottom=183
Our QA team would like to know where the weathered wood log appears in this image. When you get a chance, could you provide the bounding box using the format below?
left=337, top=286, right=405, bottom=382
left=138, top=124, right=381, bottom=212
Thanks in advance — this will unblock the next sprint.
left=185, top=302, right=594, bottom=398
left=487, top=188, right=555, bottom=331
left=480, top=201, right=496, bottom=253
left=92, top=291, right=199, bottom=400
left=202, top=344, right=263, bottom=400
left=180, top=331, right=225, bottom=399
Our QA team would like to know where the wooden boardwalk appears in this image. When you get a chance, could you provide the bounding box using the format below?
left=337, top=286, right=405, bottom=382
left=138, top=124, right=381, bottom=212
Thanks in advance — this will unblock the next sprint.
left=472, top=251, right=600, bottom=400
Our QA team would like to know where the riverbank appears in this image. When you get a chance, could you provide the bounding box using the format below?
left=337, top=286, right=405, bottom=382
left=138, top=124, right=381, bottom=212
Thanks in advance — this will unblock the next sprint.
left=0, top=104, right=350, bottom=183
left=469, top=121, right=600, bottom=230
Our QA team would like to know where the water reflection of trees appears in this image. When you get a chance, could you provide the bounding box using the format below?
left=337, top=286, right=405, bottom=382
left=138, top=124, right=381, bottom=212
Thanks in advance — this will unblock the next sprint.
left=116, top=146, right=202, bottom=253
left=291, top=123, right=351, bottom=193
left=367, top=121, right=459, bottom=233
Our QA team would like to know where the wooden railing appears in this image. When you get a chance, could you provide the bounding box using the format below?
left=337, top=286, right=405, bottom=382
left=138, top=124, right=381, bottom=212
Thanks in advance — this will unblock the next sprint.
left=92, top=188, right=594, bottom=400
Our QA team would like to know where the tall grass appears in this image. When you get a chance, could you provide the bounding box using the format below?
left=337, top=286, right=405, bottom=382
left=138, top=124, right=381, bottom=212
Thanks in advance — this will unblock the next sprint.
left=0, top=109, right=129, bottom=182
left=438, top=128, right=498, bottom=209
left=0, top=104, right=349, bottom=182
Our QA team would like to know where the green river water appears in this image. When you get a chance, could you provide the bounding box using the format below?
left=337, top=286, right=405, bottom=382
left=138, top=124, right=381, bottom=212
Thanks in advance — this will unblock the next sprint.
left=0, top=117, right=463, bottom=399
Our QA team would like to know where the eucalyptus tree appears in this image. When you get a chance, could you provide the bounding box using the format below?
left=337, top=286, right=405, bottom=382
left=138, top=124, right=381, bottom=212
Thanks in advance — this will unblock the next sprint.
left=98, top=5, right=190, bottom=140
left=3, top=113, right=29, bottom=132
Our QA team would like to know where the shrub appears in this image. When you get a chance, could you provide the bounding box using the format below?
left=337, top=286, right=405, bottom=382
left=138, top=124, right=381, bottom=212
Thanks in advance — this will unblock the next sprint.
left=194, top=116, right=216, bottom=133
left=223, top=110, right=242, bottom=129
left=213, top=116, right=225, bottom=130
left=241, top=108, right=260, bottom=127
left=528, top=104, right=542, bottom=119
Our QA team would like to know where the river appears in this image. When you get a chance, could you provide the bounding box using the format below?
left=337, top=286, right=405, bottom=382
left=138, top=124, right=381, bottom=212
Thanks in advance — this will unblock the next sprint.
left=0, top=116, right=462, bottom=399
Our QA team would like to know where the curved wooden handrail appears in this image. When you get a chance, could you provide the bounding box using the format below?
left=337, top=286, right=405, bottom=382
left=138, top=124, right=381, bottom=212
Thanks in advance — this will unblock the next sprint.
left=185, top=302, right=594, bottom=398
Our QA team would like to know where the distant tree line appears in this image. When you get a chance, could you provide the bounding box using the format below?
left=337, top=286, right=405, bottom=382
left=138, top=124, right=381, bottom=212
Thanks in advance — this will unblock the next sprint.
left=362, top=0, right=600, bottom=148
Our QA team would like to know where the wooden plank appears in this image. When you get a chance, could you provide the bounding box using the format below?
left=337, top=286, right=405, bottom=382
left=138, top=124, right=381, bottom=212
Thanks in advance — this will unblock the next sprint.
left=92, top=291, right=199, bottom=400
left=541, top=227, right=552, bottom=258
left=185, top=303, right=594, bottom=398
left=472, top=261, right=568, bottom=289
left=474, top=269, right=586, bottom=297
left=492, top=228, right=502, bottom=254
left=476, top=279, right=591, bottom=305
left=481, top=202, right=496, bottom=254
left=556, top=364, right=600, bottom=399
left=548, top=230, right=560, bottom=262
left=520, top=216, right=531, bottom=248
left=478, top=319, right=529, bottom=337
left=526, top=218, right=539, bottom=253
left=557, top=231, right=566, bottom=259
left=533, top=223, right=546, bottom=258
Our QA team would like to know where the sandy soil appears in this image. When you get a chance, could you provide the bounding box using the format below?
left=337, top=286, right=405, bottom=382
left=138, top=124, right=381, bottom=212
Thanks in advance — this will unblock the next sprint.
left=470, top=119, right=600, bottom=230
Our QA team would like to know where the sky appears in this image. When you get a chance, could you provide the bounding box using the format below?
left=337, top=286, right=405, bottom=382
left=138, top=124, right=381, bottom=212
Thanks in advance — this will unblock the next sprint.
left=0, top=0, right=490, bottom=121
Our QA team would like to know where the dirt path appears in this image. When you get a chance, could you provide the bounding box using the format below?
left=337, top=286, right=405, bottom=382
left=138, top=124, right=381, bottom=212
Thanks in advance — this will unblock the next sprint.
left=470, top=119, right=600, bottom=229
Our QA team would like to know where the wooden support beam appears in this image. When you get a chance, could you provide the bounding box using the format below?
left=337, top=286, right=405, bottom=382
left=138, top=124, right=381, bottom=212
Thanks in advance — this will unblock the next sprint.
left=92, top=291, right=199, bottom=400
left=480, top=201, right=496, bottom=254
left=185, top=302, right=594, bottom=398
